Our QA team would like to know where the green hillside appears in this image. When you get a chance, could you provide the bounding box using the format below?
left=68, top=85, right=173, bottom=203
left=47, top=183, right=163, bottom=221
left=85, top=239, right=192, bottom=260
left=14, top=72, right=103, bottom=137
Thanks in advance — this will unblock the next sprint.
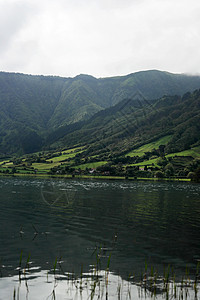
left=0, top=70, right=200, bottom=155
left=1, top=139, right=200, bottom=181
left=126, top=136, right=172, bottom=157
left=52, top=90, right=200, bottom=159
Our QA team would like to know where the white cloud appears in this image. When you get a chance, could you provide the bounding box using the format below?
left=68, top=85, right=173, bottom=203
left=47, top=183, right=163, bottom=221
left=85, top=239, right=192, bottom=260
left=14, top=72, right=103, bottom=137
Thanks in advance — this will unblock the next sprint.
left=0, top=1, right=36, bottom=52
left=0, top=0, right=200, bottom=77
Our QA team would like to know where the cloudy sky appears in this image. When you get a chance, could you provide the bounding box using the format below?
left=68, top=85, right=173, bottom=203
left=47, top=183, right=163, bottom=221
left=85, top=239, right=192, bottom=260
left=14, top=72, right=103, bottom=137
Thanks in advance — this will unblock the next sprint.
left=0, top=0, right=200, bottom=78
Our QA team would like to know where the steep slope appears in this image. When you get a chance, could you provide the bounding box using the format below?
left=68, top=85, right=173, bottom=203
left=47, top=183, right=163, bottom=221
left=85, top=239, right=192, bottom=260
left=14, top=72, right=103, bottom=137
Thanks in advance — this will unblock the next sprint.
left=95, top=70, right=200, bottom=105
left=47, top=76, right=103, bottom=128
left=0, top=72, right=67, bottom=154
left=48, top=70, right=200, bottom=129
left=0, top=72, right=65, bottom=130
left=51, top=89, right=200, bottom=157
left=1, top=70, right=200, bottom=155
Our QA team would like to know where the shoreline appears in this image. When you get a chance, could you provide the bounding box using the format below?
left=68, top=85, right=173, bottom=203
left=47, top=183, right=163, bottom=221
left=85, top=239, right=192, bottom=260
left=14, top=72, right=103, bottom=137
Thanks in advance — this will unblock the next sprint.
left=0, top=172, right=192, bottom=182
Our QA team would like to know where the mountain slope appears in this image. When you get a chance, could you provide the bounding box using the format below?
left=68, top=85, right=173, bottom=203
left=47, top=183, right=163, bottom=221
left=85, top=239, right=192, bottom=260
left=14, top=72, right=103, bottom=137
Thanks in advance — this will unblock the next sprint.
left=96, top=70, right=200, bottom=105
left=51, top=89, right=200, bottom=157
left=1, top=70, right=200, bottom=155
left=47, top=76, right=103, bottom=128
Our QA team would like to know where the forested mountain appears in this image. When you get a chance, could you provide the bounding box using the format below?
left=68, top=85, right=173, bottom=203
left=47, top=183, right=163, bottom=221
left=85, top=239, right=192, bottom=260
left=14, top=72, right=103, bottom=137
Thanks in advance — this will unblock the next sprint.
left=0, top=70, right=200, bottom=155
left=49, top=89, right=200, bottom=157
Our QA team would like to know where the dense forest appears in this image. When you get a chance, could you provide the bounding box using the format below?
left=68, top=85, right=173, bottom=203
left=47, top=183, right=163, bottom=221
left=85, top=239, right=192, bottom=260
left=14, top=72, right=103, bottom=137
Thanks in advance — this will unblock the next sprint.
left=48, top=90, right=200, bottom=157
left=1, top=70, right=200, bottom=155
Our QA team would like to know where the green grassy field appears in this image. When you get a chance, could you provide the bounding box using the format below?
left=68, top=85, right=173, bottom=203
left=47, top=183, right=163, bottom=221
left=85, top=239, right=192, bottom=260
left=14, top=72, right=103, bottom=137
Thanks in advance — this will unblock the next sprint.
left=73, top=161, right=107, bottom=170
left=127, top=146, right=200, bottom=168
left=46, top=149, right=83, bottom=163
left=0, top=160, right=10, bottom=165
left=31, top=162, right=60, bottom=170
left=0, top=142, right=199, bottom=179
left=1, top=161, right=13, bottom=167
left=61, top=146, right=83, bottom=154
left=126, top=135, right=172, bottom=157
left=128, top=158, right=159, bottom=167
left=166, top=146, right=200, bottom=159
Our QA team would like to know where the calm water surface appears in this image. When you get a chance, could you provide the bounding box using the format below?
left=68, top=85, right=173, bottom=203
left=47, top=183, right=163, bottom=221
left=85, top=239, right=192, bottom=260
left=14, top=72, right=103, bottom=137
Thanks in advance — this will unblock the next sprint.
left=0, top=177, right=200, bottom=299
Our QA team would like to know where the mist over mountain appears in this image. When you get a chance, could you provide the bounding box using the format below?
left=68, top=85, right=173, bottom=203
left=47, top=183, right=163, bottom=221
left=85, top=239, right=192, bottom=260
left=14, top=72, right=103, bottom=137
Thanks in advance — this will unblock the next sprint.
left=0, top=70, right=200, bottom=155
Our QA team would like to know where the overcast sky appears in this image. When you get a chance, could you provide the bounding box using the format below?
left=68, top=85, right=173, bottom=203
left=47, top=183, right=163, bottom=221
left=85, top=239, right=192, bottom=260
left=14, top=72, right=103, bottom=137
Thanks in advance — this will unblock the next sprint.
left=0, top=0, right=200, bottom=78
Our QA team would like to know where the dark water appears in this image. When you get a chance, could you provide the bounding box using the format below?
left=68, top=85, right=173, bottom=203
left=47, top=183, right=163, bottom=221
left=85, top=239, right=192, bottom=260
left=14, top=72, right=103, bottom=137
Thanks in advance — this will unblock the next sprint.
left=0, top=177, right=200, bottom=298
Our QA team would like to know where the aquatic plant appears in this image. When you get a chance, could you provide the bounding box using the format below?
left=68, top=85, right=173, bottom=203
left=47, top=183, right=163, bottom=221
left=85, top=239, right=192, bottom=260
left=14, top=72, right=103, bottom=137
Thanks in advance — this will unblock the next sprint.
left=6, top=251, right=200, bottom=299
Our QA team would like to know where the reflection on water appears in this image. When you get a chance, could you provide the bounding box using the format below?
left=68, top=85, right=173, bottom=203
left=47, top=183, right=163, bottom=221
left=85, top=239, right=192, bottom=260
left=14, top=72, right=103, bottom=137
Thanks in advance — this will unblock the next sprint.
left=0, top=177, right=200, bottom=298
left=1, top=264, right=199, bottom=300
left=0, top=269, right=140, bottom=300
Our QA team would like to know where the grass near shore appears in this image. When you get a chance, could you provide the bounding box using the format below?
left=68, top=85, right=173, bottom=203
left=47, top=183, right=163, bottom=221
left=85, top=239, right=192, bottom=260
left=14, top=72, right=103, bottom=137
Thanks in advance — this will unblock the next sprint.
left=0, top=172, right=191, bottom=182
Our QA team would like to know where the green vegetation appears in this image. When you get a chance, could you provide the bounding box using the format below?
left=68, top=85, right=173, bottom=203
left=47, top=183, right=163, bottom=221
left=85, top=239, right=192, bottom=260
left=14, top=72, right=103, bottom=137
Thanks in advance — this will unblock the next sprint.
left=10, top=249, right=200, bottom=300
left=54, top=90, right=200, bottom=161
left=0, top=72, right=200, bottom=182
left=46, top=148, right=84, bottom=163
left=126, top=135, right=172, bottom=157
left=166, top=146, right=200, bottom=159
left=1, top=70, right=200, bottom=155
left=72, top=161, right=107, bottom=170
left=1, top=140, right=200, bottom=181
left=129, top=157, right=160, bottom=167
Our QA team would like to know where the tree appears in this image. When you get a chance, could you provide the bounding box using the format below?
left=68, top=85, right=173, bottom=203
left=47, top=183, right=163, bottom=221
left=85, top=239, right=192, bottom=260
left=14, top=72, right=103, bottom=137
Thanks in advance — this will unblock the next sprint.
left=159, top=145, right=165, bottom=157
left=193, top=167, right=200, bottom=182
left=187, top=172, right=195, bottom=180
left=157, top=157, right=168, bottom=167
left=11, top=167, right=16, bottom=174
left=155, top=170, right=165, bottom=178
left=164, top=163, right=174, bottom=177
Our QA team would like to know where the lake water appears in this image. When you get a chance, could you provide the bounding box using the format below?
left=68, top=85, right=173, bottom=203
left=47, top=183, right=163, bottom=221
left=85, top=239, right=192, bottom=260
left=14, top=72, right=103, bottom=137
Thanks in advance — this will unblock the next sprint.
left=0, top=177, right=200, bottom=299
